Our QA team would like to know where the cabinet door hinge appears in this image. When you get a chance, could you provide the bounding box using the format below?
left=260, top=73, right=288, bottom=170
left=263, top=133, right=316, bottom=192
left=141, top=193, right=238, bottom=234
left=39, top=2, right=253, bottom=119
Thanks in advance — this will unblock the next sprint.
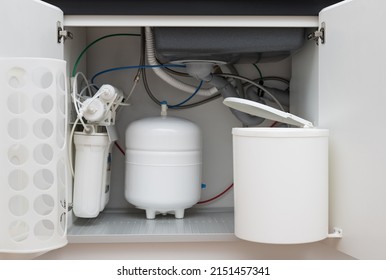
left=308, top=22, right=325, bottom=45
left=57, top=21, right=73, bottom=43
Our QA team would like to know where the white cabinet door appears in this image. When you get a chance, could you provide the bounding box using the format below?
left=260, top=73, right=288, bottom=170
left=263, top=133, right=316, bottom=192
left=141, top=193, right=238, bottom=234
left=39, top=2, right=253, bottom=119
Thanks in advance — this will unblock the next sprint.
left=0, top=0, right=64, bottom=58
left=0, top=0, right=69, bottom=256
left=319, top=0, right=386, bottom=259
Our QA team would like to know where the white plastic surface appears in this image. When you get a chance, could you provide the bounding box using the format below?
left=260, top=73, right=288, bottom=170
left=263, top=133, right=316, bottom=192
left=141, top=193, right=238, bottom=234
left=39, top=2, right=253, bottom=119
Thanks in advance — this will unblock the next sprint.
left=0, top=0, right=63, bottom=59
left=223, top=97, right=313, bottom=128
left=98, top=84, right=119, bottom=102
left=233, top=127, right=329, bottom=244
left=81, top=98, right=107, bottom=123
left=73, top=132, right=113, bottom=218
left=0, top=57, right=68, bottom=253
left=125, top=116, right=202, bottom=151
left=67, top=210, right=236, bottom=243
left=224, top=96, right=329, bottom=243
left=63, top=15, right=319, bottom=28
left=125, top=116, right=202, bottom=219
left=232, top=127, right=328, bottom=138
left=318, top=0, right=386, bottom=259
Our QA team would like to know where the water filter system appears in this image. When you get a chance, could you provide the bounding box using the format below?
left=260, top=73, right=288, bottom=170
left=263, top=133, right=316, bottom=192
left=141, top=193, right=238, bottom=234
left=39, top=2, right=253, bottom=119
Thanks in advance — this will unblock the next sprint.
left=73, top=129, right=113, bottom=218
left=71, top=81, right=123, bottom=218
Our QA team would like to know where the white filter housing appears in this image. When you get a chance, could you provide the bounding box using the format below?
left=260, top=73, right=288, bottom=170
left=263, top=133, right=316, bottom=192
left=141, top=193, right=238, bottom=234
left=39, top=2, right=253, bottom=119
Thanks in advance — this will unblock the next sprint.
left=73, top=131, right=113, bottom=218
left=125, top=116, right=202, bottom=219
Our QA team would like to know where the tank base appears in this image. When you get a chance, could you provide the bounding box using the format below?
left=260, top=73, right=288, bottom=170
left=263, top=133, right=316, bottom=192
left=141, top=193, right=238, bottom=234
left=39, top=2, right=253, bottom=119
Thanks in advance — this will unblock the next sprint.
left=145, top=209, right=185, bottom=219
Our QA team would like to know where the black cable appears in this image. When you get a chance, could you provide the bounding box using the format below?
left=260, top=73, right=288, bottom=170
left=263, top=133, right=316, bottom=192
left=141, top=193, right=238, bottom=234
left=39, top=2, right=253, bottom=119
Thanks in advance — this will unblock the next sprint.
left=256, top=76, right=290, bottom=85
left=242, top=76, right=290, bottom=98
left=215, top=73, right=285, bottom=111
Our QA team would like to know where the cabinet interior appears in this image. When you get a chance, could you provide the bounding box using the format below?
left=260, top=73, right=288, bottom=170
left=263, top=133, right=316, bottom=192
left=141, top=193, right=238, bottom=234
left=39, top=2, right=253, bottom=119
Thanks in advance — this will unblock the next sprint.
left=64, top=25, right=319, bottom=243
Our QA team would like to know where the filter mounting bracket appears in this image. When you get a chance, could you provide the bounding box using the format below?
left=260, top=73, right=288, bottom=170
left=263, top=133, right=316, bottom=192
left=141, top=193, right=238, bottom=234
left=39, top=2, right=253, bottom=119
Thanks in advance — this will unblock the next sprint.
left=327, top=227, right=343, bottom=238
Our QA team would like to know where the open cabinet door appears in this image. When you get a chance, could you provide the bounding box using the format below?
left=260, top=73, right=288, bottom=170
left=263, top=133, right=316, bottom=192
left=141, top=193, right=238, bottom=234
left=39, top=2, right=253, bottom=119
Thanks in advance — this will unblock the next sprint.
left=319, top=0, right=386, bottom=259
left=0, top=0, right=69, bottom=256
left=0, top=0, right=64, bottom=59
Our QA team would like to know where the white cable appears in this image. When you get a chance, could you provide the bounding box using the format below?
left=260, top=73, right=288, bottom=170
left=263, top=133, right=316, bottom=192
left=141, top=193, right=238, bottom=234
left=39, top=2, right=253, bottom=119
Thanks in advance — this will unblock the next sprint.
left=218, top=73, right=285, bottom=112
left=68, top=118, right=79, bottom=177
left=72, top=91, right=88, bottom=131
left=79, top=83, right=97, bottom=98
left=72, top=72, right=91, bottom=131
left=73, top=72, right=93, bottom=97
left=115, top=102, right=131, bottom=107
left=145, top=26, right=218, bottom=97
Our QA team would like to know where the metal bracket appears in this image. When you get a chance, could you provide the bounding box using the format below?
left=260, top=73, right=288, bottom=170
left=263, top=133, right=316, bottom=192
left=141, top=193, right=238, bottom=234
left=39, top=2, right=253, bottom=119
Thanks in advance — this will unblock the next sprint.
left=67, top=202, right=73, bottom=212
left=59, top=200, right=73, bottom=223
left=308, top=22, right=325, bottom=45
left=60, top=199, right=73, bottom=212
left=327, top=227, right=343, bottom=238
left=57, top=21, right=73, bottom=43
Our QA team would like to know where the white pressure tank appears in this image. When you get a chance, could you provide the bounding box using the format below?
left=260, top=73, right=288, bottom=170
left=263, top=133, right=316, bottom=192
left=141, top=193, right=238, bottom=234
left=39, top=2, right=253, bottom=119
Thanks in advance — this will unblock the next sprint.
left=125, top=108, right=202, bottom=219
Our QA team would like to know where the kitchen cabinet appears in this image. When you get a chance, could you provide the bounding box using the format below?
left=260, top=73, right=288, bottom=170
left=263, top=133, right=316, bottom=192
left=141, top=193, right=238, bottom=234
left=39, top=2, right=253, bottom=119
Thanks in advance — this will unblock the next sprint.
left=1, top=0, right=385, bottom=259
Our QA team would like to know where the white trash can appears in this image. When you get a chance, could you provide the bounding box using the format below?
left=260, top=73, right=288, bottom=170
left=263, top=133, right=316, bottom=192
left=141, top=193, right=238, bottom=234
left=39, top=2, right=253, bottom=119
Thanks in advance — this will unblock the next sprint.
left=224, top=97, right=329, bottom=244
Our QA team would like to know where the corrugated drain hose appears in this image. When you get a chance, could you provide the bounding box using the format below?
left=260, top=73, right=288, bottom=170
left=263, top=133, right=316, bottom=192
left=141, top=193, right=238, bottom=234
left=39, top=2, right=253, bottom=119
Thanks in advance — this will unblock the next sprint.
left=145, top=26, right=218, bottom=97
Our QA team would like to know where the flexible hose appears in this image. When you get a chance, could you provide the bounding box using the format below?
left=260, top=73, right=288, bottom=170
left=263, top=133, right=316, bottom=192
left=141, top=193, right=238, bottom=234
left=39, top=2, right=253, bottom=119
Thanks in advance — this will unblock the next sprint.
left=209, top=75, right=265, bottom=126
left=144, top=26, right=218, bottom=97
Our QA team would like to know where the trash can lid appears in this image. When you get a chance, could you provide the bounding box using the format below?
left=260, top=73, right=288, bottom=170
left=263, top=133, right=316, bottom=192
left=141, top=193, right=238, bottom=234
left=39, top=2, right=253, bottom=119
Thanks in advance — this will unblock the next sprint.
left=223, top=97, right=313, bottom=128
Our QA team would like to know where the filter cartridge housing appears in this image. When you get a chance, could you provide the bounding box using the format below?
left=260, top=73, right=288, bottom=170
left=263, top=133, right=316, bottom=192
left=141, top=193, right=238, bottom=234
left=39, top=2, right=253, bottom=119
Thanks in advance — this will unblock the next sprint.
left=125, top=116, right=202, bottom=219
left=73, top=131, right=113, bottom=218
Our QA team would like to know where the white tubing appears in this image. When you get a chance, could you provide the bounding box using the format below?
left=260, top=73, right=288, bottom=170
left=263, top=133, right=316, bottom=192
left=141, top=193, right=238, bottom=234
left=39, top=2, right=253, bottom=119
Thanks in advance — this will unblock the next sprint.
left=145, top=27, right=218, bottom=97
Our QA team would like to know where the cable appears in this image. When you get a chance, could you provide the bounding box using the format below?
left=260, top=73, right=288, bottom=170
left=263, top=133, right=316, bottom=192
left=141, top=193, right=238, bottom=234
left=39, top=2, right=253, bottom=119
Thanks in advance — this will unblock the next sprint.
left=144, top=26, right=218, bottom=97
left=78, top=83, right=97, bottom=98
left=124, top=74, right=140, bottom=102
left=137, top=28, right=222, bottom=109
left=90, top=64, right=186, bottom=85
left=92, top=64, right=220, bottom=109
left=253, top=64, right=264, bottom=79
left=72, top=72, right=92, bottom=131
left=197, top=183, right=234, bottom=204
left=68, top=118, right=80, bottom=177
left=168, top=80, right=204, bottom=108
left=157, top=57, right=190, bottom=77
left=141, top=62, right=221, bottom=109
left=256, top=76, right=290, bottom=85
left=72, top=33, right=141, bottom=77
left=114, top=141, right=126, bottom=156
left=215, top=73, right=285, bottom=112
